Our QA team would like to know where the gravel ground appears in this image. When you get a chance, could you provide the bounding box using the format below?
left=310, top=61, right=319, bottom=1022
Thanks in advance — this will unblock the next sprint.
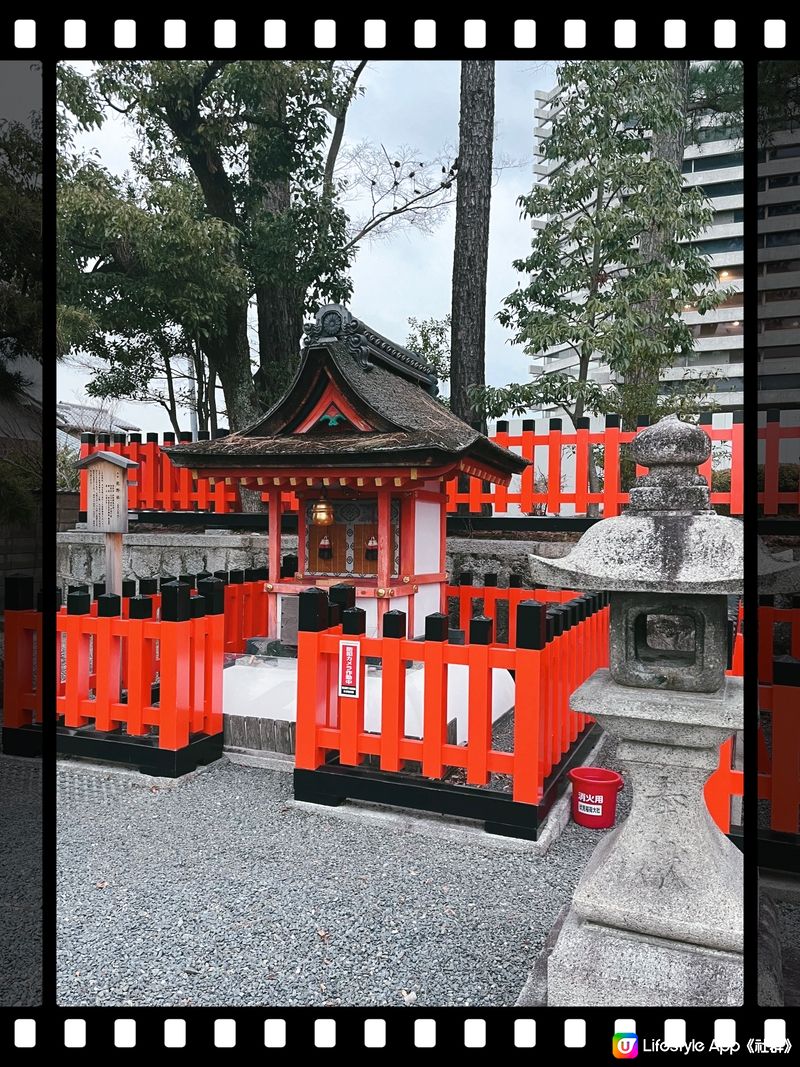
left=0, top=755, right=42, bottom=1006
left=777, top=899, right=800, bottom=1005
left=57, top=738, right=629, bottom=1008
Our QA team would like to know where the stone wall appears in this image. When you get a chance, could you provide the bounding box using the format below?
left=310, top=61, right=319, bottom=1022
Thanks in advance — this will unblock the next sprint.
left=56, top=530, right=574, bottom=590
left=56, top=492, right=80, bottom=532
left=57, top=531, right=297, bottom=589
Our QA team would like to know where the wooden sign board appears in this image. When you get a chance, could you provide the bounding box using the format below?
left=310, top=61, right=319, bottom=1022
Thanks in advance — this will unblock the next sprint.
left=86, top=461, right=129, bottom=533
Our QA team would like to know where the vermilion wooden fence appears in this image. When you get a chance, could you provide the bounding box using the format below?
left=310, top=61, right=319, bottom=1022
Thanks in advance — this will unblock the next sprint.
left=704, top=608, right=744, bottom=833
left=77, top=414, right=756, bottom=520
left=759, top=410, right=800, bottom=517
left=446, top=414, right=744, bottom=517
left=756, top=602, right=800, bottom=839
left=295, top=589, right=609, bottom=806
left=55, top=582, right=225, bottom=750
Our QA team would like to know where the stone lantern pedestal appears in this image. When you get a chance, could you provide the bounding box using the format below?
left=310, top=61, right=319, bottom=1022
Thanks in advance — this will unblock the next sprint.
left=525, top=415, right=743, bottom=1006
left=547, top=671, right=743, bottom=1006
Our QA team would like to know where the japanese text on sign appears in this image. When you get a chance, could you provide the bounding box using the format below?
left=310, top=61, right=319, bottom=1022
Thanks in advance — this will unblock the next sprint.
left=338, top=639, right=360, bottom=698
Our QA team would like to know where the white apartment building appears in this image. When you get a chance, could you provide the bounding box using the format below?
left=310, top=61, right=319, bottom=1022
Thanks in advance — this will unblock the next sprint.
left=525, top=80, right=744, bottom=424
left=758, top=131, right=800, bottom=410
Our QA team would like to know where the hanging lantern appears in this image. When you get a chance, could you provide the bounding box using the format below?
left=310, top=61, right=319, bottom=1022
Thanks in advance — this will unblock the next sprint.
left=310, top=493, right=334, bottom=526
left=365, top=534, right=378, bottom=562
left=318, top=534, right=332, bottom=561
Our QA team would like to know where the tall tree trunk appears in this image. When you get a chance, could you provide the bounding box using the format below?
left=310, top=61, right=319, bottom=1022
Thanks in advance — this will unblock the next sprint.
left=204, top=301, right=260, bottom=431
left=255, top=273, right=304, bottom=410
left=449, top=60, right=495, bottom=434
left=252, top=91, right=306, bottom=411
left=624, top=59, right=691, bottom=430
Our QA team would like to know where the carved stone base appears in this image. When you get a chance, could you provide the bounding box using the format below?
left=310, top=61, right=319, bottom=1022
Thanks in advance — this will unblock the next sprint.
left=547, top=908, right=743, bottom=1007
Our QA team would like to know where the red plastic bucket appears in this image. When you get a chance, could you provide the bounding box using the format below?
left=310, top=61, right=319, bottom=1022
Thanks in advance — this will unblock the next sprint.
left=569, top=767, right=624, bottom=829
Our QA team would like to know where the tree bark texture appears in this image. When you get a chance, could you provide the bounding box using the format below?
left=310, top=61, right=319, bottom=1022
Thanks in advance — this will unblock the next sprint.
left=449, top=61, right=495, bottom=434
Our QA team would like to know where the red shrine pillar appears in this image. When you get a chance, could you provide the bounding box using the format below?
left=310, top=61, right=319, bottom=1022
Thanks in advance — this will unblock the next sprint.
left=267, top=486, right=281, bottom=638
left=377, top=488, right=392, bottom=630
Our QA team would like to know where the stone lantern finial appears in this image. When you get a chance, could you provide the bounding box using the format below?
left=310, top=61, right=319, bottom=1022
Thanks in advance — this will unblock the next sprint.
left=628, top=414, right=711, bottom=512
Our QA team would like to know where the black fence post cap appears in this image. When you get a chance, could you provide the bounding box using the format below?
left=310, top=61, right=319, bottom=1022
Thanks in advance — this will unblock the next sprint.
left=425, top=612, right=449, bottom=642
left=469, top=614, right=493, bottom=645
left=298, top=587, right=329, bottom=632
left=160, top=580, right=191, bottom=622
left=509, top=573, right=524, bottom=588
left=228, top=569, right=245, bottom=585
left=458, top=571, right=473, bottom=586
left=516, top=599, right=547, bottom=650
left=342, top=605, right=367, bottom=636
left=483, top=572, right=498, bottom=587
left=139, top=577, right=158, bottom=595
left=92, top=581, right=105, bottom=599
left=329, top=583, right=357, bottom=610
left=67, top=590, right=91, bottom=615
left=96, top=593, right=121, bottom=618
left=5, top=575, right=34, bottom=610
left=159, top=574, right=178, bottom=590
left=196, top=576, right=225, bottom=615
left=382, top=609, right=407, bottom=639
left=213, top=570, right=229, bottom=583
left=121, top=579, right=137, bottom=599
left=190, top=594, right=207, bottom=618
left=327, top=602, right=342, bottom=628
left=128, top=595, right=153, bottom=620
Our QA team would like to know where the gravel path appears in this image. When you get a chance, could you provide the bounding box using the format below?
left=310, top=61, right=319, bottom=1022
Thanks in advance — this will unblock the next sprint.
left=57, top=739, right=629, bottom=1008
left=0, top=755, right=42, bottom=1006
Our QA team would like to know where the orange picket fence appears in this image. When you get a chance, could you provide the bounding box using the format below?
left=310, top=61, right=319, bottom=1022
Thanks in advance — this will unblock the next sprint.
left=294, top=586, right=609, bottom=807
left=78, top=414, right=753, bottom=521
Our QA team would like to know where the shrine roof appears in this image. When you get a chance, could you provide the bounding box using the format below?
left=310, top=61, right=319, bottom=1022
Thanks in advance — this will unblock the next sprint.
left=165, top=305, right=526, bottom=479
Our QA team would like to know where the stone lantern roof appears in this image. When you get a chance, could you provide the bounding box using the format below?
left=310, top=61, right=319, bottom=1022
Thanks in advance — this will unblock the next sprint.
left=529, top=415, right=743, bottom=595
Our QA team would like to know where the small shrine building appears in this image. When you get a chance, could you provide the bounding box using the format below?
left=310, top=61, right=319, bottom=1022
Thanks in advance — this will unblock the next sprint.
left=166, top=304, right=526, bottom=640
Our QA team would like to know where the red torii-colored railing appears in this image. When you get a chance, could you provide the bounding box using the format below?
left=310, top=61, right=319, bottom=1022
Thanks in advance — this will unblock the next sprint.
left=76, top=414, right=754, bottom=520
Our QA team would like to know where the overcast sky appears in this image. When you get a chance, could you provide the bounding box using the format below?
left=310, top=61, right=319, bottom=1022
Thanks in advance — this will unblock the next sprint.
left=57, top=60, right=557, bottom=433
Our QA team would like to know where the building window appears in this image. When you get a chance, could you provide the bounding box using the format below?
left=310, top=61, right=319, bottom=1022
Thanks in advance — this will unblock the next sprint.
left=765, top=230, right=800, bottom=248
left=760, top=316, right=800, bottom=331
left=770, top=144, right=800, bottom=160
left=689, top=151, right=744, bottom=173
left=762, top=287, right=800, bottom=303
left=691, top=236, right=744, bottom=254
left=767, top=172, right=800, bottom=189
left=759, top=345, right=800, bottom=360
left=764, top=259, right=800, bottom=274
left=765, top=200, right=800, bottom=218
left=695, top=179, right=744, bottom=198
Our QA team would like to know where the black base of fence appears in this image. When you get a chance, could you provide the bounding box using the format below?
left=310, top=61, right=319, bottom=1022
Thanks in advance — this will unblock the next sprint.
left=2, top=725, right=42, bottom=757
left=294, top=722, right=603, bottom=841
left=55, top=725, right=224, bottom=778
left=131, top=510, right=299, bottom=534
left=759, top=829, right=800, bottom=875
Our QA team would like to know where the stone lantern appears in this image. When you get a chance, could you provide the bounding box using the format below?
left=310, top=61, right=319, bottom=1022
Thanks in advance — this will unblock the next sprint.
left=526, top=415, right=743, bottom=1006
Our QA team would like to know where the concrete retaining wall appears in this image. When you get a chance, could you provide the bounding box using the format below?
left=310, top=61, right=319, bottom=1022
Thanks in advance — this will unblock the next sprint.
left=57, top=530, right=574, bottom=590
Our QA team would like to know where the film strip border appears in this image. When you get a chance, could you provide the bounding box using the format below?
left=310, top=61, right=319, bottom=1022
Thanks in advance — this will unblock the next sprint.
left=0, top=17, right=794, bottom=52
left=2, top=1014, right=794, bottom=1052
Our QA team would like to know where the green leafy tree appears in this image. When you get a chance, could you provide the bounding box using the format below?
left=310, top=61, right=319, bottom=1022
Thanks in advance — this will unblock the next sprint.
left=473, top=60, right=733, bottom=435
left=406, top=314, right=451, bottom=384
left=58, top=61, right=456, bottom=430
left=0, top=113, right=41, bottom=390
